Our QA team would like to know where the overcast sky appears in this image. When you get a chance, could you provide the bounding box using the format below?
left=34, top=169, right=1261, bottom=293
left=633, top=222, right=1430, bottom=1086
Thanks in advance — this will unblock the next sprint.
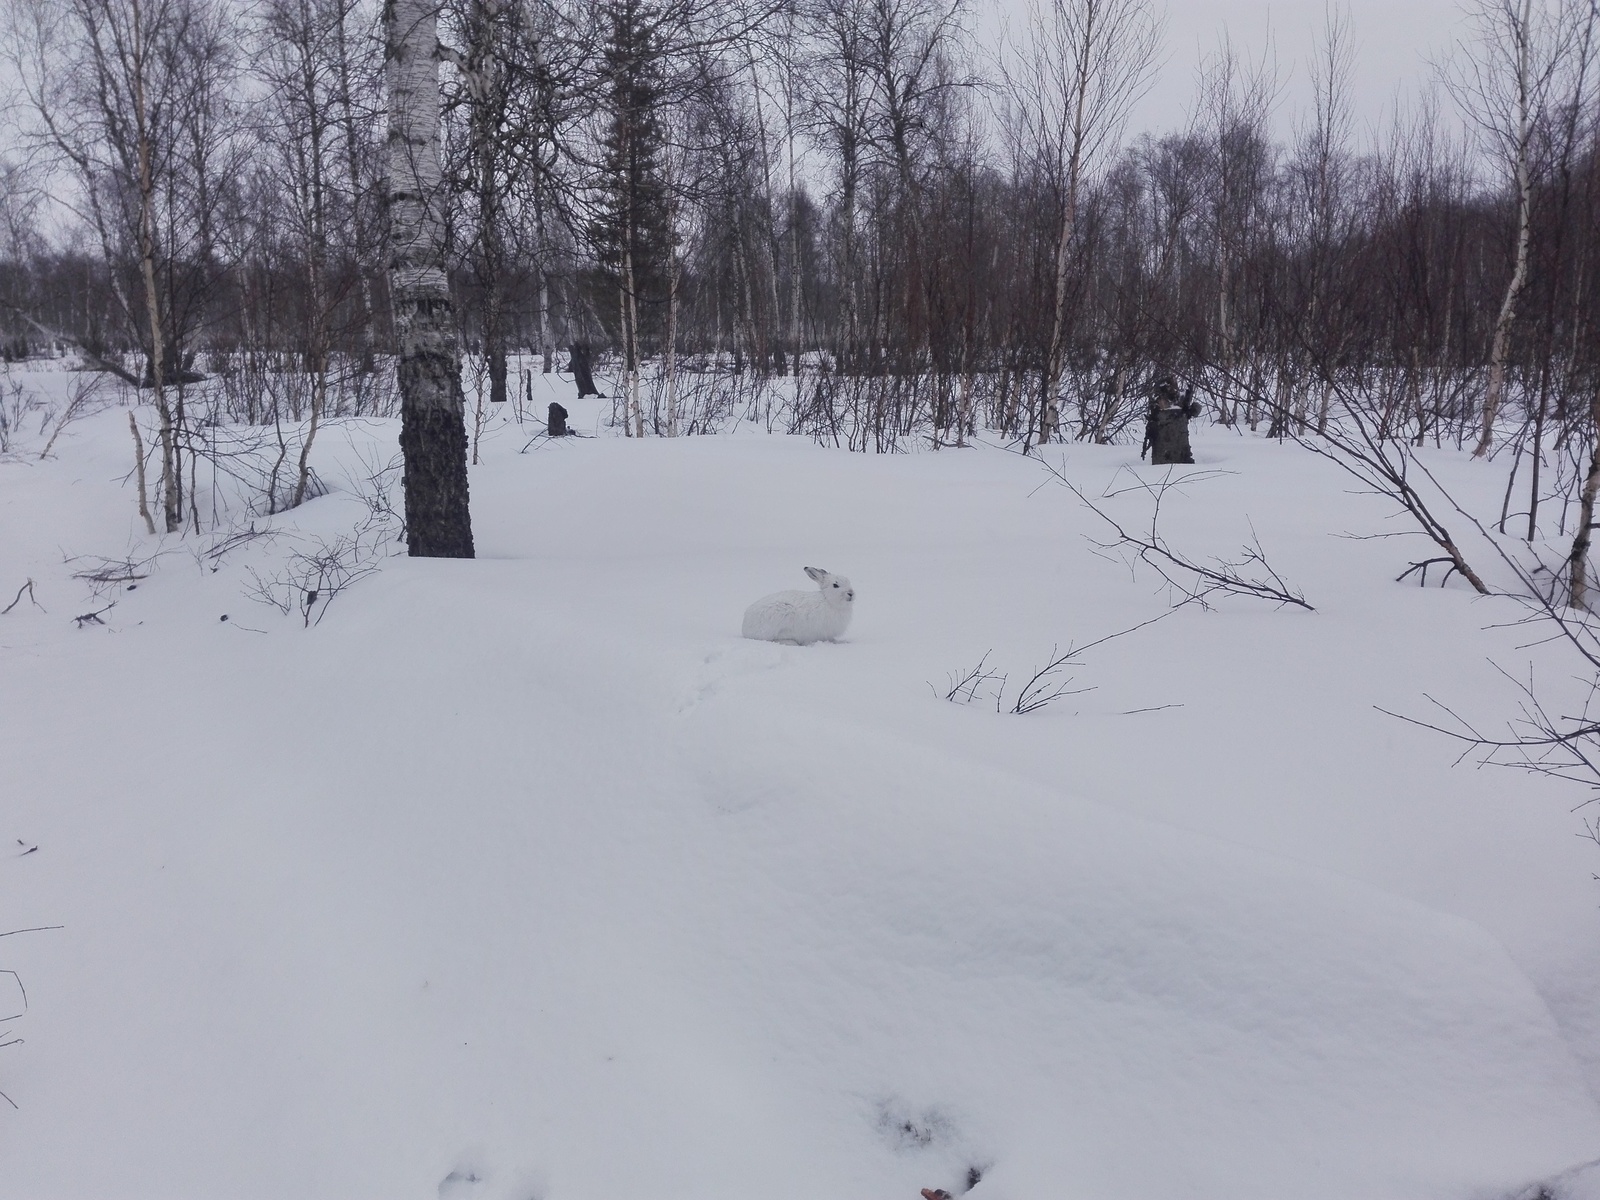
left=977, top=0, right=1471, bottom=142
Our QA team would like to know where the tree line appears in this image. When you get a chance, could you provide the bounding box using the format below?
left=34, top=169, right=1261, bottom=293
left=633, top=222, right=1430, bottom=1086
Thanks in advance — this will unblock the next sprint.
left=0, top=0, right=1597, bottom=544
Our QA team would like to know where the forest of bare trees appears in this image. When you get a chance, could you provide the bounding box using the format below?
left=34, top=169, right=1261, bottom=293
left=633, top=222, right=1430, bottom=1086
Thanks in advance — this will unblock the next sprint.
left=0, top=0, right=1597, bottom=573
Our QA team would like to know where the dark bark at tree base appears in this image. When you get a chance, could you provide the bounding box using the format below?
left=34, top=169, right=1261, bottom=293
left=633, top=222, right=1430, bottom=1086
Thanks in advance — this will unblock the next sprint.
left=488, top=348, right=507, bottom=403
left=400, top=396, right=475, bottom=558
left=570, top=343, right=599, bottom=397
left=1142, top=380, right=1201, bottom=465
left=1149, top=412, right=1196, bottom=464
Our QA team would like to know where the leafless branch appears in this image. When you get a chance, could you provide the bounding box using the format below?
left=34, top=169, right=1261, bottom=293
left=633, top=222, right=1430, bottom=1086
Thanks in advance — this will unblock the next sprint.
left=1, top=579, right=43, bottom=615
left=936, top=608, right=1183, bottom=715
left=935, top=650, right=1005, bottom=704
left=66, top=551, right=165, bottom=596
left=1396, top=557, right=1464, bottom=588
left=1047, top=461, right=1315, bottom=610
left=1009, top=643, right=1096, bottom=714
left=72, top=602, right=115, bottom=627
left=242, top=505, right=396, bottom=627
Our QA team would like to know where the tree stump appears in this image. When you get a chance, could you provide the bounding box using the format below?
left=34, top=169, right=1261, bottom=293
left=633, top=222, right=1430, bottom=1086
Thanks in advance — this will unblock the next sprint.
left=1142, top=378, right=1201, bottom=465
left=569, top=342, right=599, bottom=398
left=548, top=401, right=569, bottom=437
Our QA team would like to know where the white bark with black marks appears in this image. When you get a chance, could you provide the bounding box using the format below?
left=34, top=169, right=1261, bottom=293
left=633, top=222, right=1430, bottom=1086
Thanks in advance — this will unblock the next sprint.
left=385, top=0, right=474, bottom=557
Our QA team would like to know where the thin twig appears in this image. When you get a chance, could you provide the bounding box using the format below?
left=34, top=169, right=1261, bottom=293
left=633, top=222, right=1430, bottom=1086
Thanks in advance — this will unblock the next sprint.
left=1, top=579, right=43, bottom=615
left=1046, top=461, right=1315, bottom=610
left=72, top=603, right=114, bottom=627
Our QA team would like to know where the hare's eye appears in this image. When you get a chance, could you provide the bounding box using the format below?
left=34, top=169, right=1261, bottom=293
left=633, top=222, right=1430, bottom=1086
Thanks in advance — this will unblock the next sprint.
left=833, top=582, right=840, bottom=588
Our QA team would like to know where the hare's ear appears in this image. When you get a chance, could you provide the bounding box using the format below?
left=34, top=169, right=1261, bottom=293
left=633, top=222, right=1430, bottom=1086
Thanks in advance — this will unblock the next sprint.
left=803, top=566, right=828, bottom=583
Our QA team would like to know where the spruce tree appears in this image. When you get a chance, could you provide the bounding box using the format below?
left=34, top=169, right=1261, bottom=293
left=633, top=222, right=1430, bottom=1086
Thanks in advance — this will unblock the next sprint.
left=593, top=0, right=674, bottom=432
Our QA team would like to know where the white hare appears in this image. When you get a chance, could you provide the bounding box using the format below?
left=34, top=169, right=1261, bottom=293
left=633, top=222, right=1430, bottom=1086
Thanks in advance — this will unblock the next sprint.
left=741, top=567, right=855, bottom=645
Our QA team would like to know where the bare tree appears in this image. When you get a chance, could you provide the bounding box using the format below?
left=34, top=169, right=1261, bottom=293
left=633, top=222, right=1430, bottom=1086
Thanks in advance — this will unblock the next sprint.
left=1446, top=0, right=1576, bottom=457
left=1283, top=3, right=1357, bottom=437
left=256, top=0, right=353, bottom=508
left=799, top=0, right=874, bottom=365
left=1005, top=0, right=1161, bottom=446
left=6, top=0, right=235, bottom=532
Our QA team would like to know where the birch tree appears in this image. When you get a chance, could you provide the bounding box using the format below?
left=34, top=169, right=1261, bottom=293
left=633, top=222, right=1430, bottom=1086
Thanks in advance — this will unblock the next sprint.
left=387, top=0, right=475, bottom=556
left=1448, top=0, right=1573, bottom=457
left=1006, top=0, right=1161, bottom=446
left=5, top=0, right=234, bottom=532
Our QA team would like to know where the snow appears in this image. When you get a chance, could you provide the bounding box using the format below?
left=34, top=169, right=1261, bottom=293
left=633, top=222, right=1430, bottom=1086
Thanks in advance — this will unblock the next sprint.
left=3, top=361, right=1600, bottom=1199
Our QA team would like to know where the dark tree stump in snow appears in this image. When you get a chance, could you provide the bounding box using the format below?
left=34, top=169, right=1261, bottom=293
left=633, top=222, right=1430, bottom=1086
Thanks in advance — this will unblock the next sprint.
left=569, top=343, right=599, bottom=398
left=547, top=401, right=569, bottom=437
left=1142, top=378, right=1201, bottom=465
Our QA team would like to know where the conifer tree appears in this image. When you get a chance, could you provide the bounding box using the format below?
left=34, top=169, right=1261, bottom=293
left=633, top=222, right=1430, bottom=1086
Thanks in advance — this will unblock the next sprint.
left=594, top=0, right=673, bottom=436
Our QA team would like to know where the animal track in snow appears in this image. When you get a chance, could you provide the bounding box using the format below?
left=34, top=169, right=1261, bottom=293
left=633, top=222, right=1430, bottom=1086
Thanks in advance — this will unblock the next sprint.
left=675, top=641, right=784, bottom=715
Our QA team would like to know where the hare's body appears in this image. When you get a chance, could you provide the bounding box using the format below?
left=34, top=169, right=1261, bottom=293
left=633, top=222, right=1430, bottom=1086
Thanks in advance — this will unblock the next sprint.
left=742, top=567, right=855, bottom=645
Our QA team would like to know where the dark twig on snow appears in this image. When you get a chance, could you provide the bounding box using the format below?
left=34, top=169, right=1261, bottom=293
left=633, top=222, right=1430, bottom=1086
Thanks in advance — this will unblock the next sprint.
left=1006, top=610, right=1181, bottom=714
left=936, top=610, right=1183, bottom=715
left=0, top=966, right=26, bottom=1108
left=936, top=651, right=1006, bottom=704
left=1396, top=557, right=1463, bottom=588
left=1, top=925, right=61, bottom=1107
left=72, top=603, right=114, bottom=627
left=203, top=524, right=275, bottom=565
left=67, top=551, right=164, bottom=596
left=1009, top=643, right=1097, bottom=714
left=2, top=579, right=42, bottom=615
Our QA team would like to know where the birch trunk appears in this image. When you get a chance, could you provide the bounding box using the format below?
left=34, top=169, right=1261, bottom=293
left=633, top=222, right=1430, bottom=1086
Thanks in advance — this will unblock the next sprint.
left=386, top=0, right=474, bottom=557
left=1041, top=96, right=1087, bottom=448
left=130, top=411, right=156, bottom=534
left=1567, top=385, right=1600, bottom=610
left=1473, top=0, right=1536, bottom=459
left=623, top=236, right=643, bottom=438
left=129, top=0, right=178, bottom=532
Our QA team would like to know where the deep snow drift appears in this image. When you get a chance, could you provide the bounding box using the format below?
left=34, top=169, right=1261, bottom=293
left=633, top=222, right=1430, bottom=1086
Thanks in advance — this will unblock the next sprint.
left=3, top=363, right=1600, bottom=1200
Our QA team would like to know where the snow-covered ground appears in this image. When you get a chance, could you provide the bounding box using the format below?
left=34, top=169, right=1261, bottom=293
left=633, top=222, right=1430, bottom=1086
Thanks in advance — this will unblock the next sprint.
left=3, top=361, right=1600, bottom=1200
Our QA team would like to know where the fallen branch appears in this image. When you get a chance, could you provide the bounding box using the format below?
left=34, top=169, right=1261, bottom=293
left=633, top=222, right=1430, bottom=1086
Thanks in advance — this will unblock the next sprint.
left=71, top=563, right=147, bottom=587
left=67, top=552, right=159, bottom=596
left=72, top=603, right=114, bottom=627
left=1, top=579, right=42, bottom=615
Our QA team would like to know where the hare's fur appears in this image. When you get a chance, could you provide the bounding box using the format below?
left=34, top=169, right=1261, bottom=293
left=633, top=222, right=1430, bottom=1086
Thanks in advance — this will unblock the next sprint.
left=742, top=567, right=855, bottom=645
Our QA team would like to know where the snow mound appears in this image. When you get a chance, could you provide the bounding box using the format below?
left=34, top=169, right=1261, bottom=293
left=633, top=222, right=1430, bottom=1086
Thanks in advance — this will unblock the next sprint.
left=2, top=386, right=1599, bottom=1200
